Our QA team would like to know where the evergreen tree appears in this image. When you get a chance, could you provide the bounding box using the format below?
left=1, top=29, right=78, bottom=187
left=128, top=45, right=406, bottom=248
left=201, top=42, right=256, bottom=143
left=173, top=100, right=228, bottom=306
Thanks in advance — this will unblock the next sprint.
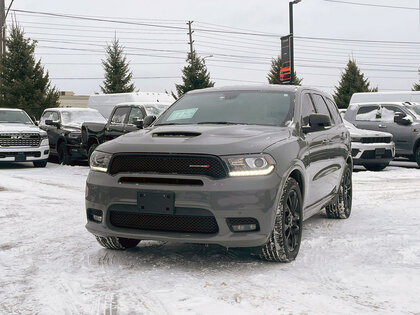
left=413, top=69, right=420, bottom=91
left=0, top=25, right=59, bottom=119
left=267, top=56, right=302, bottom=85
left=334, top=59, right=378, bottom=109
left=175, top=51, right=214, bottom=98
left=101, top=38, right=135, bottom=93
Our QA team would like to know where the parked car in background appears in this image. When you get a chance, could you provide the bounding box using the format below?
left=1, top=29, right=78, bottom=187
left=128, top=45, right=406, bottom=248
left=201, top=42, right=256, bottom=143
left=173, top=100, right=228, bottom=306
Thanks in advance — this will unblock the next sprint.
left=344, top=102, right=420, bottom=167
left=87, top=92, right=175, bottom=119
left=345, top=120, right=395, bottom=171
left=39, top=108, right=106, bottom=164
left=85, top=85, right=353, bottom=263
left=349, top=91, right=420, bottom=105
left=0, top=108, right=49, bottom=167
left=81, top=103, right=167, bottom=159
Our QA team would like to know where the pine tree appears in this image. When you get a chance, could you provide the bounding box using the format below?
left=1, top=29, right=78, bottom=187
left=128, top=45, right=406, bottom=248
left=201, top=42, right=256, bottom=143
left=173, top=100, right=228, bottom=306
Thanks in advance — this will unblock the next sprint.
left=0, top=25, right=59, bottom=119
left=175, top=51, right=214, bottom=98
left=413, top=69, right=420, bottom=91
left=267, top=56, right=302, bottom=85
left=334, top=59, right=378, bottom=109
left=100, top=38, right=135, bottom=93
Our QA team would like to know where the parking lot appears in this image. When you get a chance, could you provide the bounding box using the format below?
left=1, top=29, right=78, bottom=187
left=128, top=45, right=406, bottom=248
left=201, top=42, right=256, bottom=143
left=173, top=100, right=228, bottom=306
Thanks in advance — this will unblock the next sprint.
left=0, top=161, right=419, bottom=314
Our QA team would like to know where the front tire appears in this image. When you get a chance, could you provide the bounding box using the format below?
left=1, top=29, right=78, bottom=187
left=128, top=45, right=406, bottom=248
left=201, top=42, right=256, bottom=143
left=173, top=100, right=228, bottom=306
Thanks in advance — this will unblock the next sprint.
left=363, top=163, right=389, bottom=171
left=58, top=142, right=71, bottom=165
left=33, top=160, right=48, bottom=168
left=95, top=235, right=140, bottom=250
left=260, top=178, right=303, bottom=263
left=325, top=164, right=352, bottom=219
left=87, top=142, right=98, bottom=161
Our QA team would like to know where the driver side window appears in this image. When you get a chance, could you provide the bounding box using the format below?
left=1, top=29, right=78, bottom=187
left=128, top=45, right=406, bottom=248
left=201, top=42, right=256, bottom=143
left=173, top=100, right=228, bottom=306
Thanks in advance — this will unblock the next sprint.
left=301, top=93, right=317, bottom=126
left=128, top=107, right=144, bottom=124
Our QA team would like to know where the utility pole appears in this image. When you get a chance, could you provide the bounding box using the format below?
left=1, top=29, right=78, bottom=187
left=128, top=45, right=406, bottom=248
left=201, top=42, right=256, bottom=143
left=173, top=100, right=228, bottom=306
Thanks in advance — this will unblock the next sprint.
left=187, top=21, right=194, bottom=56
left=289, top=0, right=301, bottom=85
left=0, top=0, right=5, bottom=58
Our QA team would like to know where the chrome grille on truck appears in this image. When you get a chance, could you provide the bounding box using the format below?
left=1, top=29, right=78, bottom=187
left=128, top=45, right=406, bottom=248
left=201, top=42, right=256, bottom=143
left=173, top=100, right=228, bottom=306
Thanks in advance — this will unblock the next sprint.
left=0, top=133, right=41, bottom=147
left=109, top=154, right=228, bottom=179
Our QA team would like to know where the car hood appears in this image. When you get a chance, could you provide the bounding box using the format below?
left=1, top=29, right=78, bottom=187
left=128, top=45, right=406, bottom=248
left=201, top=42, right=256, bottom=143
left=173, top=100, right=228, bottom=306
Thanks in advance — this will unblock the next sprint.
left=0, top=123, right=43, bottom=133
left=348, top=127, right=392, bottom=138
left=98, top=124, right=291, bottom=155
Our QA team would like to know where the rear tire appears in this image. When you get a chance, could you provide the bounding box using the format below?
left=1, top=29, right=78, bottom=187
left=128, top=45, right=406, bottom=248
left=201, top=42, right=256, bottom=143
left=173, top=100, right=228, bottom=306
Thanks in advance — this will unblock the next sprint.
left=260, top=177, right=303, bottom=263
left=58, top=142, right=71, bottom=165
left=363, top=163, right=389, bottom=171
left=415, top=147, right=420, bottom=168
left=95, top=235, right=140, bottom=250
left=33, top=160, right=48, bottom=168
left=326, top=164, right=352, bottom=219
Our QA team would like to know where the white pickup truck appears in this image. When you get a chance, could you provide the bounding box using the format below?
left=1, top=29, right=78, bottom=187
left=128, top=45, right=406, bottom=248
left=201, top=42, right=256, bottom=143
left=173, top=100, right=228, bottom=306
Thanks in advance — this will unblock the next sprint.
left=0, top=108, right=50, bottom=167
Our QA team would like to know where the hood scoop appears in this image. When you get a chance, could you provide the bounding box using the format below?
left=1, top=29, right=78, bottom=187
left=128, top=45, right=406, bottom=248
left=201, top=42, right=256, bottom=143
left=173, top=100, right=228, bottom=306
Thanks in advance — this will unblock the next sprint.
left=152, top=131, right=201, bottom=138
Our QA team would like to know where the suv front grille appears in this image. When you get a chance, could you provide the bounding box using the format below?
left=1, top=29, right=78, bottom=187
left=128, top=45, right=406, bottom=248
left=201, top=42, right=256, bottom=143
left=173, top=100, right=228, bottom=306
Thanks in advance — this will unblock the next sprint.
left=361, top=137, right=392, bottom=144
left=0, top=133, right=40, bottom=147
left=110, top=211, right=219, bottom=234
left=109, top=154, right=228, bottom=179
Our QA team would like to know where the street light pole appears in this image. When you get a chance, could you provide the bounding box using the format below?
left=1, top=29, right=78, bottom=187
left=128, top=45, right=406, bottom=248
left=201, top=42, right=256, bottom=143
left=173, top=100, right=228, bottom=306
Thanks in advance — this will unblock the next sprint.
left=289, top=0, right=301, bottom=85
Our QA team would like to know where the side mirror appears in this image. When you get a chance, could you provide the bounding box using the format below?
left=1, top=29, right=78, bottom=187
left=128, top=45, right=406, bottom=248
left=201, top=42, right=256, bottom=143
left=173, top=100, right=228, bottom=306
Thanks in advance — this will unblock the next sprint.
left=132, top=118, right=144, bottom=129
left=394, top=112, right=412, bottom=125
left=143, top=115, right=157, bottom=128
left=302, top=114, right=331, bottom=133
left=45, top=119, right=60, bottom=127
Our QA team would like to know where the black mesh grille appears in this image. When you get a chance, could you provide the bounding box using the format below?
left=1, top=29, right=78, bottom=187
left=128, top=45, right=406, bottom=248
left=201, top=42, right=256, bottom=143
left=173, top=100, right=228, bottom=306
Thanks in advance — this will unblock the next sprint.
left=361, top=137, right=392, bottom=144
left=0, top=133, right=40, bottom=147
left=109, top=154, right=227, bottom=179
left=360, top=149, right=393, bottom=159
left=0, top=151, right=41, bottom=158
left=110, top=211, right=219, bottom=234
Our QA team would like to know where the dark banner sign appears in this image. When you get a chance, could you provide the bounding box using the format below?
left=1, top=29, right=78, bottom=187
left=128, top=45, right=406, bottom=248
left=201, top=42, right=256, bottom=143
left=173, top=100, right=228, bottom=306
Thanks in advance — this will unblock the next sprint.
left=280, top=35, right=291, bottom=84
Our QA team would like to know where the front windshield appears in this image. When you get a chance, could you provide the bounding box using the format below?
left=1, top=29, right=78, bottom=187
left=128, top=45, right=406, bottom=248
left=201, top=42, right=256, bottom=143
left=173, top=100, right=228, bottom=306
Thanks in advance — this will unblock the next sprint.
left=61, top=110, right=106, bottom=125
left=144, top=104, right=169, bottom=117
left=0, top=110, right=33, bottom=124
left=156, top=91, right=294, bottom=126
left=406, top=105, right=420, bottom=117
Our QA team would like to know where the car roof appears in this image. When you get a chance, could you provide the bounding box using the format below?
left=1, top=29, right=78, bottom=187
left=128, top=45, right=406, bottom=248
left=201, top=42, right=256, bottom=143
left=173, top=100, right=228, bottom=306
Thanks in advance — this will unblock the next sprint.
left=0, top=108, right=24, bottom=111
left=186, top=84, right=329, bottom=94
left=45, top=107, right=100, bottom=112
left=350, top=102, right=420, bottom=107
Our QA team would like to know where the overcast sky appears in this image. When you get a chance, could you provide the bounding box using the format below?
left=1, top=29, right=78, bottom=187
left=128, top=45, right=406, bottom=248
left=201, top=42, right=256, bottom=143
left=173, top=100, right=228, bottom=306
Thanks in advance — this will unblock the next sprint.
left=5, top=0, right=420, bottom=96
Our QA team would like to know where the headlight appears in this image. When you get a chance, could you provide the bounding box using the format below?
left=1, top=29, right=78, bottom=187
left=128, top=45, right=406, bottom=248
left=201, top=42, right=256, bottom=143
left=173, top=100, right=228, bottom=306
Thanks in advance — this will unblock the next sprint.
left=68, top=132, right=81, bottom=139
left=351, top=137, right=362, bottom=142
left=90, top=151, right=112, bottom=173
left=223, top=154, right=276, bottom=177
left=40, top=132, right=48, bottom=140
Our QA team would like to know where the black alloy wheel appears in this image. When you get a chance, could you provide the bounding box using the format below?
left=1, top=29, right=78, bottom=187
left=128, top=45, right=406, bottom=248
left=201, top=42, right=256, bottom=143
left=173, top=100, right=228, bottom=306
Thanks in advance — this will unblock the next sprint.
left=326, top=164, right=352, bottom=219
left=260, top=177, right=303, bottom=262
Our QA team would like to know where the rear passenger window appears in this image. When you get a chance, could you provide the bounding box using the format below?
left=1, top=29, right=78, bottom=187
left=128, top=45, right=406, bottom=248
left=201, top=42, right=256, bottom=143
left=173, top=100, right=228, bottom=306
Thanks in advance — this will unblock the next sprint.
left=301, top=93, right=317, bottom=125
left=325, top=98, right=342, bottom=124
left=355, top=105, right=380, bottom=121
left=312, top=94, right=334, bottom=125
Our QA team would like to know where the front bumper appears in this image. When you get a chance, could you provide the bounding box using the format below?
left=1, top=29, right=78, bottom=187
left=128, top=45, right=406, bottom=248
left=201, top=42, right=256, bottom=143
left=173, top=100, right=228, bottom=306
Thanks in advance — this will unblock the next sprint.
left=351, top=142, right=395, bottom=165
left=0, top=142, right=50, bottom=162
left=85, top=171, right=282, bottom=248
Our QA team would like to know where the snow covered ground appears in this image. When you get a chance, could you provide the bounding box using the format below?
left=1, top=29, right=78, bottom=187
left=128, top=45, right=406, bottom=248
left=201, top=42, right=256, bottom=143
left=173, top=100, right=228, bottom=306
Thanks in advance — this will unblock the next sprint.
left=0, top=162, right=419, bottom=314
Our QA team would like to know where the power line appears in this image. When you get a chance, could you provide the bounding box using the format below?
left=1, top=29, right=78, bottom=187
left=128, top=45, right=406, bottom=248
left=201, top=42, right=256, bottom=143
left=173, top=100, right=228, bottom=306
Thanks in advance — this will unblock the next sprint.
left=324, top=0, right=420, bottom=11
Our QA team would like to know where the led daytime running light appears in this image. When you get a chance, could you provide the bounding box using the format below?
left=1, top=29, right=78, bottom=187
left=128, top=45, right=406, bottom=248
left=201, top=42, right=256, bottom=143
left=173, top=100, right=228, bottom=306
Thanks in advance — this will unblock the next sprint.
left=229, top=165, right=275, bottom=177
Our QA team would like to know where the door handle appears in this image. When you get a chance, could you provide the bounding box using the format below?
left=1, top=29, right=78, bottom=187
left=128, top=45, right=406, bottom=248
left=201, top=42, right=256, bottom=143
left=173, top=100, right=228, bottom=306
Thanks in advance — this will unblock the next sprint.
left=378, top=124, right=387, bottom=128
left=322, top=139, right=330, bottom=144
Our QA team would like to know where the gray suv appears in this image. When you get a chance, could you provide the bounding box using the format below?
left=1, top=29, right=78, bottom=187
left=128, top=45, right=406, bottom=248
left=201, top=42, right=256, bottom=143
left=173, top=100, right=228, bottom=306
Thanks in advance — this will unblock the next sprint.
left=85, top=86, right=352, bottom=262
left=344, top=102, right=420, bottom=167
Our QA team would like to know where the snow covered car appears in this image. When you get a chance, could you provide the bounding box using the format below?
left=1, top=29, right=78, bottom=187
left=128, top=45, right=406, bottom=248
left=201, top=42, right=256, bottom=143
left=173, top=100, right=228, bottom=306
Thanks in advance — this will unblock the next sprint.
left=0, top=108, right=49, bottom=167
left=85, top=85, right=353, bottom=263
left=39, top=108, right=106, bottom=164
left=345, top=120, right=395, bottom=171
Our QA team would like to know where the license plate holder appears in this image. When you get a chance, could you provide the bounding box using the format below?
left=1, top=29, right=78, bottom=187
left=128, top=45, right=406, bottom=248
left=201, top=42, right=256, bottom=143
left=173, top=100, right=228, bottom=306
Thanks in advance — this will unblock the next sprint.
left=375, top=148, right=385, bottom=157
left=137, top=191, right=175, bottom=215
left=15, top=153, right=27, bottom=162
